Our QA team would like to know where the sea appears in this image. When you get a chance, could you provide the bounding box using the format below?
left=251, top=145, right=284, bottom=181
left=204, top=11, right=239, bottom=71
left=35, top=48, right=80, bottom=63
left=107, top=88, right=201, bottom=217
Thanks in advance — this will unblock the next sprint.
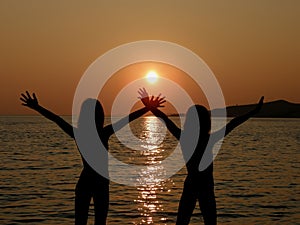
left=0, top=116, right=299, bottom=225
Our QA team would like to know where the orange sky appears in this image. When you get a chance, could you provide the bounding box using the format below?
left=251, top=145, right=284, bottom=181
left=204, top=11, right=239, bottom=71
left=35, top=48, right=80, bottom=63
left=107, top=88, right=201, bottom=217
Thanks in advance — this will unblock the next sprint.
left=0, top=0, right=299, bottom=115
left=98, top=62, right=208, bottom=115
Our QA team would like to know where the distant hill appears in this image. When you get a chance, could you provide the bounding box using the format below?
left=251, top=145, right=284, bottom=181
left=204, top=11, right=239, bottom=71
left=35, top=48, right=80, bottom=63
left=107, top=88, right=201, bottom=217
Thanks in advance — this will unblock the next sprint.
left=212, top=100, right=300, bottom=118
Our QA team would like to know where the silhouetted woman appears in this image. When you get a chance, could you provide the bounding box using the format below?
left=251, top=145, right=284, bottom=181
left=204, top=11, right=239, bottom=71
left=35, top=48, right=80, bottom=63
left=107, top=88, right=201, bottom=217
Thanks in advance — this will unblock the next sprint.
left=20, top=91, right=165, bottom=225
left=139, top=88, right=263, bottom=225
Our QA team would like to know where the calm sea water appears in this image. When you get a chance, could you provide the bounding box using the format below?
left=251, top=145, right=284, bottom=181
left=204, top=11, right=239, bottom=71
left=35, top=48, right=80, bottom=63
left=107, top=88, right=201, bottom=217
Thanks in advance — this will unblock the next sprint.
left=0, top=116, right=299, bottom=225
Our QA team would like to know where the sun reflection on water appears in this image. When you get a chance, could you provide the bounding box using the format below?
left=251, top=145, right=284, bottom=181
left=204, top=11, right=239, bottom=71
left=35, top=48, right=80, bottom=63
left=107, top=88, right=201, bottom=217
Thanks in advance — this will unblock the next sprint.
left=140, top=116, right=166, bottom=152
left=134, top=117, right=171, bottom=224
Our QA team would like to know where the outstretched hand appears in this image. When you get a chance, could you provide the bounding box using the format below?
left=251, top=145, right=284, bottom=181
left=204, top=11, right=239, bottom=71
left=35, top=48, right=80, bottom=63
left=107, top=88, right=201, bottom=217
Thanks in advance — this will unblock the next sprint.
left=253, top=96, right=264, bottom=114
left=20, top=91, right=39, bottom=109
left=138, top=88, right=166, bottom=110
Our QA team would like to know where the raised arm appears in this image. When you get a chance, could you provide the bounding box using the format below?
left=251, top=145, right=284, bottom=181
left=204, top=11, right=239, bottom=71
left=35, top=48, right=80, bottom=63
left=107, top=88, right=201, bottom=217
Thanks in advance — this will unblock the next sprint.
left=103, top=107, right=148, bottom=137
left=103, top=93, right=166, bottom=137
left=138, top=88, right=181, bottom=140
left=213, top=96, right=264, bottom=140
left=20, top=91, right=74, bottom=138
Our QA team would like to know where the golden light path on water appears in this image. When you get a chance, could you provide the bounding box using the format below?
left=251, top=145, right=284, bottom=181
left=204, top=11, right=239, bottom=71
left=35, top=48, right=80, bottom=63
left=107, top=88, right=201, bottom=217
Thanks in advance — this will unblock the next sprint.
left=134, top=117, right=172, bottom=224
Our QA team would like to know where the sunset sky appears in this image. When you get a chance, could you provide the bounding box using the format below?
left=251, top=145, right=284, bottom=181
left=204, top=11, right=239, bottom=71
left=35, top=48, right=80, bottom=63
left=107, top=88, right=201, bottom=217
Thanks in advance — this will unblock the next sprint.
left=1, top=0, right=299, bottom=115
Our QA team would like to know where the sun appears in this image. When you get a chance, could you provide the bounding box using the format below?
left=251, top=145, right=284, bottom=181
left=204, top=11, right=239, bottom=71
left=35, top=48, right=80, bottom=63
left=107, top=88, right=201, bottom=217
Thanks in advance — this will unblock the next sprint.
left=146, top=71, right=159, bottom=84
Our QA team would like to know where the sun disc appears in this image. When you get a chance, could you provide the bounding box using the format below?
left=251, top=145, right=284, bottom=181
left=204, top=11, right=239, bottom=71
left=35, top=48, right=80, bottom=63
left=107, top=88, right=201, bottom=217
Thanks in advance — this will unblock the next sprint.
left=146, top=71, right=158, bottom=84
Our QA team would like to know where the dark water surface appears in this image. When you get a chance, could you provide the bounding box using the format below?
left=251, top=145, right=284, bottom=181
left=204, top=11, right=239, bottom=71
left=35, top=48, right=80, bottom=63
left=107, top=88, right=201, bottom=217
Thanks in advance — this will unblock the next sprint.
left=0, top=116, right=299, bottom=224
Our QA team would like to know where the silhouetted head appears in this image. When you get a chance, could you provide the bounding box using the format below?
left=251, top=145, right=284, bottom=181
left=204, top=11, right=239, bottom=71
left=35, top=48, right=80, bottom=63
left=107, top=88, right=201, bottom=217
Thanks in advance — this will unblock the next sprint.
left=78, top=98, right=104, bottom=131
left=184, top=105, right=211, bottom=136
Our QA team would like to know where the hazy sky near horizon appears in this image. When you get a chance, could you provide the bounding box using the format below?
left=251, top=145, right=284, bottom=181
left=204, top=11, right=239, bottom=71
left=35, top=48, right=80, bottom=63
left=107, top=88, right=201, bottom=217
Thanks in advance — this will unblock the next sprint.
left=1, top=0, right=299, bottom=115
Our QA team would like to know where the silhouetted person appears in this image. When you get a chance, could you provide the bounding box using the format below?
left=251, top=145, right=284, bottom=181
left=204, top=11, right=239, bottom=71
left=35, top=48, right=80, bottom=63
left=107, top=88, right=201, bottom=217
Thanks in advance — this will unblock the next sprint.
left=20, top=91, right=165, bottom=225
left=139, top=88, right=264, bottom=225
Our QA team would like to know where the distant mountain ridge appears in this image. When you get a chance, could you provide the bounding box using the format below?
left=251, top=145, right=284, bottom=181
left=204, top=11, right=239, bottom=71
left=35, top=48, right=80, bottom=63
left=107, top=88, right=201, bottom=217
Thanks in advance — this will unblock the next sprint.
left=212, top=100, right=300, bottom=118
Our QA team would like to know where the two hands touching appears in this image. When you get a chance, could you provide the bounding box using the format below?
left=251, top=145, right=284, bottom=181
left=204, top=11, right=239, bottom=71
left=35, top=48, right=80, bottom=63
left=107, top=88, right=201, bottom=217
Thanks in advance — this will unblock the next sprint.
left=138, top=88, right=166, bottom=110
